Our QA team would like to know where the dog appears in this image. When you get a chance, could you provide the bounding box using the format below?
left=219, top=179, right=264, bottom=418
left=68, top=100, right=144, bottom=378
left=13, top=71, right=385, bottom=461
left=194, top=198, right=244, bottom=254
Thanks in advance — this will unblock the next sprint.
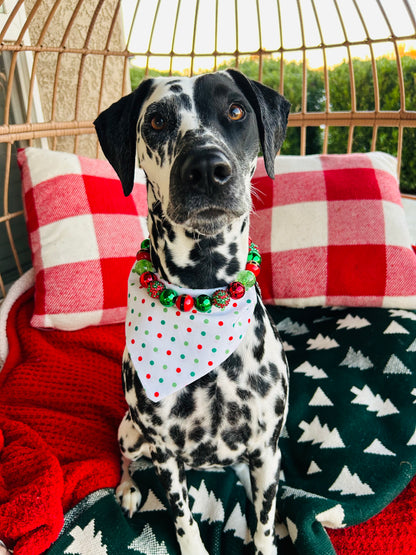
left=94, top=69, right=290, bottom=555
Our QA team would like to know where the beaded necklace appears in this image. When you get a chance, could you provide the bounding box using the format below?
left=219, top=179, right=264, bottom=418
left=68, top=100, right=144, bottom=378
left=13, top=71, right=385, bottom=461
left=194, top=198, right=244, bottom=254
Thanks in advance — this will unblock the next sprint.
left=132, top=237, right=261, bottom=312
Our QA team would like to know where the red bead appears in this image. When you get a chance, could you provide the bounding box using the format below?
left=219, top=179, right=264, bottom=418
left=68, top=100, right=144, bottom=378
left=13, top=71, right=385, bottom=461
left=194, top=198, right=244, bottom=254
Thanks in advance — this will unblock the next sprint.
left=245, top=262, right=261, bottom=277
left=136, top=249, right=151, bottom=261
left=176, top=294, right=194, bottom=312
left=140, top=271, right=157, bottom=287
left=228, top=281, right=245, bottom=299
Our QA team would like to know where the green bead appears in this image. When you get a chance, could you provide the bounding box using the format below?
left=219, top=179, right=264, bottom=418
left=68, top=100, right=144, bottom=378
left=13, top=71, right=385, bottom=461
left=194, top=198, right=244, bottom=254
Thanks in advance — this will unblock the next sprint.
left=141, top=238, right=151, bottom=250
left=247, top=252, right=262, bottom=265
left=159, top=288, right=178, bottom=307
left=195, top=294, right=212, bottom=312
left=134, top=259, right=154, bottom=274
left=236, top=269, right=256, bottom=288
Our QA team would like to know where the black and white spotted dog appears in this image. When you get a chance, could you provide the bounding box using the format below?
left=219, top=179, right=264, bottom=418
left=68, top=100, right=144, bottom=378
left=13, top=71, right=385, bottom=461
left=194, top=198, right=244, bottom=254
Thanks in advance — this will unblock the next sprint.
left=94, top=69, right=290, bottom=555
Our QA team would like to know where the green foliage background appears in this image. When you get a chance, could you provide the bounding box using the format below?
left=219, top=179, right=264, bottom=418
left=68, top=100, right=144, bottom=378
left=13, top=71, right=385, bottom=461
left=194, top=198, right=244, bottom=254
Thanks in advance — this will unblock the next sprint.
left=130, top=56, right=416, bottom=192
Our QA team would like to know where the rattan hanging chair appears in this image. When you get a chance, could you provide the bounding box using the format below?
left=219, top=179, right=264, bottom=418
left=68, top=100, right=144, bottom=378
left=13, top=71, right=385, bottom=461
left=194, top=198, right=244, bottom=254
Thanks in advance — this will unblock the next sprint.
left=0, top=0, right=415, bottom=296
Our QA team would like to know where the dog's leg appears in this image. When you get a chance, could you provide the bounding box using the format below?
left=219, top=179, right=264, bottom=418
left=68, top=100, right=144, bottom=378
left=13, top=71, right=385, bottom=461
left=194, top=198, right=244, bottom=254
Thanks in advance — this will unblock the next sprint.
left=116, top=411, right=145, bottom=517
left=250, top=447, right=282, bottom=555
left=151, top=450, right=209, bottom=555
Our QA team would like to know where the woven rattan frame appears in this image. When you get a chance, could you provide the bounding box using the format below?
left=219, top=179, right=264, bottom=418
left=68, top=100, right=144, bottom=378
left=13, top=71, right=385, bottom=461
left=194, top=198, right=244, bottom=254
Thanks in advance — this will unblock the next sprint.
left=0, top=0, right=415, bottom=299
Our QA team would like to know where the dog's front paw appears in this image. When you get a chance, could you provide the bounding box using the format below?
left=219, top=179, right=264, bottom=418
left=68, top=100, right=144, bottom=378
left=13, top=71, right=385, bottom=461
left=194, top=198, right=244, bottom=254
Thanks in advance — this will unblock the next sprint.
left=116, top=478, right=142, bottom=518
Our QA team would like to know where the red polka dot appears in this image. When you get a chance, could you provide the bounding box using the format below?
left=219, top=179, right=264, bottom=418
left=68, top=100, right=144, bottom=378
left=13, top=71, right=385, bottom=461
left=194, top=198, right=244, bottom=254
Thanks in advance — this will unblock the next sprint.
left=176, top=311, right=181, bottom=316
left=197, top=344, right=203, bottom=350
left=187, top=327, right=192, bottom=333
left=154, top=392, right=159, bottom=398
left=167, top=350, right=172, bottom=355
left=141, top=299, right=145, bottom=304
left=138, top=356, right=142, bottom=361
left=146, top=374, right=151, bottom=379
left=218, top=321, right=224, bottom=326
left=233, top=302, right=237, bottom=307
left=176, top=367, right=181, bottom=373
left=148, top=316, right=152, bottom=321
left=192, top=309, right=197, bottom=314
left=157, top=333, right=162, bottom=338
left=248, top=318, right=251, bottom=323
left=208, top=361, right=213, bottom=366
left=229, top=336, right=233, bottom=341
left=128, top=322, right=132, bottom=326
left=131, top=339, right=135, bottom=344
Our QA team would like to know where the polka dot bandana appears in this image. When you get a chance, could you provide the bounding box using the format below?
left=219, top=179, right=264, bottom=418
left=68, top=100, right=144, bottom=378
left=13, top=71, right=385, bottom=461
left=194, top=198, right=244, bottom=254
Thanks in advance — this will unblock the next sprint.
left=126, top=264, right=257, bottom=402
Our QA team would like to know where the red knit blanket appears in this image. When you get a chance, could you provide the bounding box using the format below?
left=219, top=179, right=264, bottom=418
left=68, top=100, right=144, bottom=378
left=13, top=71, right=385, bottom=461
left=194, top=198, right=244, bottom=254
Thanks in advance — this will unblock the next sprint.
left=0, top=289, right=414, bottom=554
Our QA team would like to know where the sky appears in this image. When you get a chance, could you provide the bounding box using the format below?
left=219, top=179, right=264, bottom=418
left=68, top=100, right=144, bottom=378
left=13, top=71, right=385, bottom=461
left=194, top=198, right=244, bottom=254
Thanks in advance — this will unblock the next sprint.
left=121, top=0, right=416, bottom=72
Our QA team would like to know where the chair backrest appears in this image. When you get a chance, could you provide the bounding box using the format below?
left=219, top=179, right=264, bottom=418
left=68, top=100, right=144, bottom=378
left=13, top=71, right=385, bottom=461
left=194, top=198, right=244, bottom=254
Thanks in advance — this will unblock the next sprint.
left=0, top=0, right=415, bottom=299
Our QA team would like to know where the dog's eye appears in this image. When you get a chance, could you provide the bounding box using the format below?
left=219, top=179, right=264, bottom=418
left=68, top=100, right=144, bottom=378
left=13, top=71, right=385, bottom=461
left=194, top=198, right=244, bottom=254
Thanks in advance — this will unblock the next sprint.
left=228, top=103, right=245, bottom=121
left=150, top=114, right=167, bottom=130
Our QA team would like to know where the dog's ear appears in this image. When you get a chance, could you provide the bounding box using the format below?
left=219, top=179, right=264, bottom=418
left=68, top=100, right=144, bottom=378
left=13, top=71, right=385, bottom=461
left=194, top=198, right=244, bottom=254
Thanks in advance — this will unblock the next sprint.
left=226, top=69, right=290, bottom=179
left=94, top=79, right=153, bottom=196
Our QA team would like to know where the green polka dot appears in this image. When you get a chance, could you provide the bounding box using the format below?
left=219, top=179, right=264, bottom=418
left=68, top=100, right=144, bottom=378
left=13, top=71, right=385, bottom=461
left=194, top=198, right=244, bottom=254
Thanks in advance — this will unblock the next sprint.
left=190, top=315, right=195, bottom=320
left=141, top=343, right=146, bottom=348
left=150, top=360, right=154, bottom=365
left=131, top=309, right=134, bottom=314
left=212, top=348, right=217, bottom=353
left=247, top=299, right=252, bottom=303
left=163, top=364, right=168, bottom=370
left=153, top=347, right=158, bottom=352
left=180, top=354, right=185, bottom=359
left=239, top=334, right=243, bottom=339
left=194, top=358, right=199, bottom=364
left=161, top=320, right=166, bottom=325
left=172, top=382, right=177, bottom=388
left=225, top=349, right=230, bottom=354
left=151, top=302, right=155, bottom=307
left=238, top=322, right=242, bottom=326
left=215, top=335, right=220, bottom=340
left=174, top=324, right=178, bottom=329
left=171, top=337, right=176, bottom=342
left=234, top=311, right=239, bottom=315
left=128, top=293, right=131, bottom=298
left=145, top=330, right=149, bottom=335
left=163, top=308, right=168, bottom=313
left=135, top=326, right=138, bottom=331
left=159, top=378, right=164, bottom=383
left=201, top=331, right=206, bottom=336
left=134, top=296, right=137, bottom=301
left=204, top=319, right=209, bottom=324
left=184, top=341, right=189, bottom=346
left=138, top=312, right=142, bottom=317
left=190, top=372, right=195, bottom=377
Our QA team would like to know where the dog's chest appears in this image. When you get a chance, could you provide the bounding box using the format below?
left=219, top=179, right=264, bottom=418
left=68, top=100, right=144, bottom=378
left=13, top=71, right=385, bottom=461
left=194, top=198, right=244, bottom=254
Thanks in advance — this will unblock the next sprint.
left=123, top=300, right=288, bottom=468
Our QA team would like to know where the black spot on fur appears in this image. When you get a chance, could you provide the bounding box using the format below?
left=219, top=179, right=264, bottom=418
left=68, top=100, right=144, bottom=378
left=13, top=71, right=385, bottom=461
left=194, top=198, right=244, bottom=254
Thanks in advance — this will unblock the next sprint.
left=269, top=362, right=278, bottom=381
left=237, top=387, right=253, bottom=401
left=177, top=527, right=185, bottom=537
left=190, top=442, right=215, bottom=466
left=189, top=426, right=205, bottom=442
left=226, top=401, right=241, bottom=425
left=222, top=424, right=251, bottom=450
left=170, top=84, right=183, bottom=93
left=170, top=492, right=185, bottom=518
left=222, top=353, right=242, bottom=381
left=170, top=391, right=196, bottom=419
left=260, top=484, right=276, bottom=525
left=248, top=373, right=271, bottom=397
left=179, top=93, right=192, bottom=110
left=169, top=425, right=186, bottom=449
left=228, top=242, right=237, bottom=255
left=158, top=468, right=173, bottom=491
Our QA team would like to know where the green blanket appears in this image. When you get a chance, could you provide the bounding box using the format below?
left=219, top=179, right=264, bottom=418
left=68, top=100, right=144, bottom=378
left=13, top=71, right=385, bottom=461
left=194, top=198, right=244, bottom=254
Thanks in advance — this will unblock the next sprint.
left=48, top=307, right=416, bottom=554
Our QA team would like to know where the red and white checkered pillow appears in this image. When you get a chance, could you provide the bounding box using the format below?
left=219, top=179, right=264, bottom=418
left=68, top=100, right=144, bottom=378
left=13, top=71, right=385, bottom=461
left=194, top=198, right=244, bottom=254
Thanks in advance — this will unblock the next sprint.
left=18, top=147, right=148, bottom=330
left=251, top=152, right=416, bottom=308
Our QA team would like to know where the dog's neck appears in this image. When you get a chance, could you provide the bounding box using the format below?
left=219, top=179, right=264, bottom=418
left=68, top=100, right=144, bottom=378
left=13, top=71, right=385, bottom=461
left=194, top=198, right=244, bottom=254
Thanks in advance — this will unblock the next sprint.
left=146, top=200, right=250, bottom=290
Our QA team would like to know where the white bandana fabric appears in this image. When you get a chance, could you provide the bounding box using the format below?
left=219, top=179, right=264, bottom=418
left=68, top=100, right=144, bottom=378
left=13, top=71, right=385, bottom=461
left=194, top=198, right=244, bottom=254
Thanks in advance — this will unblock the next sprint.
left=126, top=264, right=257, bottom=402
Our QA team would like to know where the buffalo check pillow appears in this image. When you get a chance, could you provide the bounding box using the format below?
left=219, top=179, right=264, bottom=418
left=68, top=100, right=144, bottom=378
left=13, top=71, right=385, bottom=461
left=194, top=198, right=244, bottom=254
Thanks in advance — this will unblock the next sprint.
left=251, top=152, right=416, bottom=308
left=18, top=148, right=416, bottom=330
left=18, top=147, right=148, bottom=330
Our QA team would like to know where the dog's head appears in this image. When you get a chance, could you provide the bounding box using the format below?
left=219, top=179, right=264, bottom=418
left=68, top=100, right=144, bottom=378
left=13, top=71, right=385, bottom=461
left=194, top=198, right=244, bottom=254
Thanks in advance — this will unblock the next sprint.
left=94, top=69, right=290, bottom=236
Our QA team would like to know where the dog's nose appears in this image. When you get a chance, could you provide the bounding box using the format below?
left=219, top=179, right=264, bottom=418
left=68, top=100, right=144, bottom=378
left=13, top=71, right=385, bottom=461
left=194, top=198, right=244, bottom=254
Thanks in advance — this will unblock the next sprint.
left=181, top=151, right=232, bottom=193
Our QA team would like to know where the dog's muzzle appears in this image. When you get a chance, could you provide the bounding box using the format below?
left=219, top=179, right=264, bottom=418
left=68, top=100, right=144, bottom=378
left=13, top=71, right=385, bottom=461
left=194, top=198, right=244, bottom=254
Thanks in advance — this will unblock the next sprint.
left=168, top=144, right=250, bottom=235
